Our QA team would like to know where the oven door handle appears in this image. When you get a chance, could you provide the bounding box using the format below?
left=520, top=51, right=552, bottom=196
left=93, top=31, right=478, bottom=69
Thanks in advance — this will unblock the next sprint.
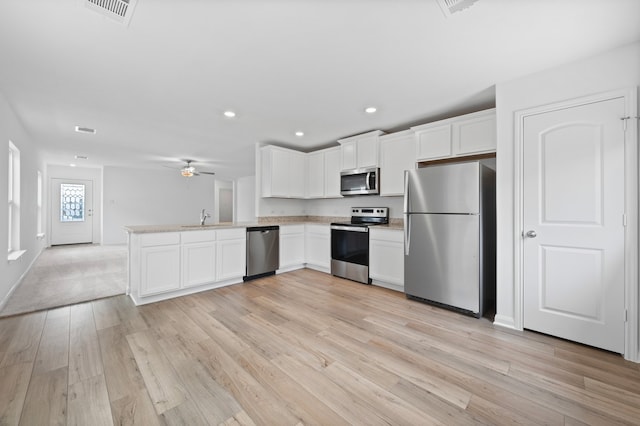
left=331, top=225, right=368, bottom=233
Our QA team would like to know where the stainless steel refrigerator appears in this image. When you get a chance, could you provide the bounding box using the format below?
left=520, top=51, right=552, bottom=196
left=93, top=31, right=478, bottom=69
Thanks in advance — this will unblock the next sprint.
left=404, top=161, right=495, bottom=317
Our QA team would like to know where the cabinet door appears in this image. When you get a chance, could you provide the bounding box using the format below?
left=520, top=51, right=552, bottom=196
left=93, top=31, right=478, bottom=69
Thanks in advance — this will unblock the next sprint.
left=290, top=151, right=306, bottom=198
left=182, top=242, right=216, bottom=288
left=140, top=245, right=181, bottom=296
left=356, top=135, right=379, bottom=168
left=280, top=226, right=305, bottom=268
left=380, top=133, right=415, bottom=196
left=305, top=225, right=330, bottom=270
left=453, top=114, right=496, bottom=155
left=341, top=140, right=357, bottom=170
left=369, top=229, right=404, bottom=287
left=306, top=152, right=325, bottom=198
left=324, top=147, right=342, bottom=198
left=216, top=228, right=246, bottom=281
left=416, top=125, right=452, bottom=160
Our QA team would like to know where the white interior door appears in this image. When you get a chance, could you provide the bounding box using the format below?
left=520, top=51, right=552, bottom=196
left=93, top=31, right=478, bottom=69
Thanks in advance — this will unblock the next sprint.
left=51, top=178, right=94, bottom=245
left=523, top=97, right=626, bottom=354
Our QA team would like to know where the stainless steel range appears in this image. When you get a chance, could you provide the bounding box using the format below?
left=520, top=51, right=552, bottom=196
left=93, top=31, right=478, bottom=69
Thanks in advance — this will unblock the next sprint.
left=330, top=207, right=389, bottom=284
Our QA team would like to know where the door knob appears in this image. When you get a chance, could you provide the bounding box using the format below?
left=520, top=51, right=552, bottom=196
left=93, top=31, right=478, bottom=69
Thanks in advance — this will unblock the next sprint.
left=525, top=230, right=537, bottom=238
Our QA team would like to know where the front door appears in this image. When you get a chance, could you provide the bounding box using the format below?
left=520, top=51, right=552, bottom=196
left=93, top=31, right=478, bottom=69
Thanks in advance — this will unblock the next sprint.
left=51, top=178, right=94, bottom=245
left=523, top=97, right=626, bottom=353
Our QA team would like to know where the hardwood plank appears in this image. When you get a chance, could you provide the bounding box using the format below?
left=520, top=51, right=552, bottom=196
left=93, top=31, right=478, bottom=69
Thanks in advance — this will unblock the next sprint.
left=220, top=410, right=257, bottom=426
left=157, top=334, right=243, bottom=424
left=110, top=389, right=162, bottom=426
left=0, top=311, right=46, bottom=368
left=271, top=353, right=399, bottom=425
left=19, top=367, right=67, bottom=426
left=126, top=329, right=188, bottom=415
left=237, top=348, right=349, bottom=426
left=33, top=306, right=70, bottom=374
left=67, top=374, right=114, bottom=426
left=195, top=338, right=302, bottom=425
left=97, top=324, right=147, bottom=402
left=0, top=362, right=33, bottom=425
left=323, top=361, right=443, bottom=425
left=68, top=303, right=103, bottom=385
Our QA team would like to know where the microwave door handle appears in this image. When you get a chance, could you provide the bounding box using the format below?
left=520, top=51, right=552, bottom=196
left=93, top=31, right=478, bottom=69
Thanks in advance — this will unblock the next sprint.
left=365, top=172, right=371, bottom=190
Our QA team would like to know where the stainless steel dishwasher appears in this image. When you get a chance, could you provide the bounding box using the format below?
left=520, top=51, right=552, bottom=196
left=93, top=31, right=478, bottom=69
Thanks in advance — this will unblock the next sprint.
left=244, top=225, right=279, bottom=281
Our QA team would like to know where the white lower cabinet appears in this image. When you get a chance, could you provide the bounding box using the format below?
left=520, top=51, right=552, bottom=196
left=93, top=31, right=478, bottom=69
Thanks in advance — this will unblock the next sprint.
left=369, top=228, right=404, bottom=291
left=182, top=230, right=217, bottom=288
left=129, top=227, right=246, bottom=305
left=279, top=224, right=305, bottom=271
left=140, top=245, right=181, bottom=296
left=305, top=224, right=330, bottom=272
left=216, top=228, right=246, bottom=281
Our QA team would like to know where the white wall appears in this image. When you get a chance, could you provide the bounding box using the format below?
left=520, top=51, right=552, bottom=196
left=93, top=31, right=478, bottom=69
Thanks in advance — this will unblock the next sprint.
left=236, top=175, right=256, bottom=223
left=306, top=196, right=404, bottom=219
left=102, top=167, right=216, bottom=244
left=47, top=165, right=103, bottom=245
left=0, top=91, right=47, bottom=308
left=494, top=41, right=640, bottom=330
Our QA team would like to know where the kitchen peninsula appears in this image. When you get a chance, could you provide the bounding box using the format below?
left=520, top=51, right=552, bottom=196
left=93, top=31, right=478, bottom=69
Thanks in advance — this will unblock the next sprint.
left=124, top=217, right=403, bottom=306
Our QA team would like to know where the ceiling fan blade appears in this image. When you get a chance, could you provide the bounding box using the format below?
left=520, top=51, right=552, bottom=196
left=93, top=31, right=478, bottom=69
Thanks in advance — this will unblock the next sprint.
left=199, top=171, right=216, bottom=175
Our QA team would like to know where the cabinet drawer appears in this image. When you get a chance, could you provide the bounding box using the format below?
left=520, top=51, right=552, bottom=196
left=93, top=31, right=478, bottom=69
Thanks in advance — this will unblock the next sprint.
left=216, top=228, right=246, bottom=240
left=370, top=228, right=404, bottom=243
left=181, top=230, right=216, bottom=244
left=280, top=224, right=305, bottom=235
left=140, top=232, right=180, bottom=247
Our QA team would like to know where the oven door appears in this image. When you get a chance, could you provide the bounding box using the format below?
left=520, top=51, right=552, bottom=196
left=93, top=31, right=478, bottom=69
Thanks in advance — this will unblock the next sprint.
left=331, top=226, right=369, bottom=265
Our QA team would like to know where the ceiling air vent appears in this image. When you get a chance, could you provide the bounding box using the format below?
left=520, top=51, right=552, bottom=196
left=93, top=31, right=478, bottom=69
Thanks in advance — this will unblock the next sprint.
left=84, top=0, right=138, bottom=26
left=436, top=0, right=480, bottom=17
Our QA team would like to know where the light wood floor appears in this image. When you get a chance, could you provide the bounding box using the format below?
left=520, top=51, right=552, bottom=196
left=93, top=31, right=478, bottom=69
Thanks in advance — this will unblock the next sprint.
left=1, top=269, right=639, bottom=425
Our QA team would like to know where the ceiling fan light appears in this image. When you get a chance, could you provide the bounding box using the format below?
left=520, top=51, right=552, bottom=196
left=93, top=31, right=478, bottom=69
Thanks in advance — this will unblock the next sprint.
left=181, top=166, right=195, bottom=177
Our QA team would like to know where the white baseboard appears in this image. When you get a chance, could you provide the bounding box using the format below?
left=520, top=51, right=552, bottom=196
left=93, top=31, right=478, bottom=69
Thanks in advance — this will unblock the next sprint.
left=0, top=246, right=45, bottom=312
left=493, top=314, right=517, bottom=330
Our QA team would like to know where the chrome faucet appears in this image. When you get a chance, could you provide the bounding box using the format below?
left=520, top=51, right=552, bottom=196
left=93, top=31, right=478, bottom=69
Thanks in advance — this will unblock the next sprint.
left=200, top=209, right=211, bottom=225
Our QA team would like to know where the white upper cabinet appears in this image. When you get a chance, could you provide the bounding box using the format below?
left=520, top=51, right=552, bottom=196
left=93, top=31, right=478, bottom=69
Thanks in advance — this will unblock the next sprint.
left=453, top=111, right=497, bottom=155
left=323, top=147, right=342, bottom=198
left=261, top=145, right=305, bottom=198
left=306, top=151, right=325, bottom=198
left=413, top=109, right=496, bottom=161
left=304, top=146, right=343, bottom=199
left=415, top=124, right=452, bottom=160
left=338, top=130, right=385, bottom=170
left=379, top=130, right=416, bottom=196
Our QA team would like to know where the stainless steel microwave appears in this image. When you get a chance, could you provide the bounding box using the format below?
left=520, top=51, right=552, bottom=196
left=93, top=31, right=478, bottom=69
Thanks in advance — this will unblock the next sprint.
left=340, top=167, right=379, bottom=196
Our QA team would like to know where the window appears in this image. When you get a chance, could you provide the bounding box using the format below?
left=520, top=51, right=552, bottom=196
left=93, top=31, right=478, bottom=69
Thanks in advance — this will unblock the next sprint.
left=37, top=170, right=43, bottom=237
left=8, top=141, right=20, bottom=257
left=60, top=183, right=86, bottom=222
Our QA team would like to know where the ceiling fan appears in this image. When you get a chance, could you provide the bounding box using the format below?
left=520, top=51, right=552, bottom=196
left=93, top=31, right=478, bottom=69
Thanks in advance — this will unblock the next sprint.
left=170, top=160, right=216, bottom=177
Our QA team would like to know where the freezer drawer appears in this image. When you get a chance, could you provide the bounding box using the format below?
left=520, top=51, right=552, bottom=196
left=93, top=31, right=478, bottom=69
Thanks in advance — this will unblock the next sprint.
left=404, top=213, right=480, bottom=314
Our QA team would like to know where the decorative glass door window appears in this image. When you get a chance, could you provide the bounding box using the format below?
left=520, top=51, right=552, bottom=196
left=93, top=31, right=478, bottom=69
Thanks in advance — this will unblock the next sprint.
left=60, top=183, right=86, bottom=222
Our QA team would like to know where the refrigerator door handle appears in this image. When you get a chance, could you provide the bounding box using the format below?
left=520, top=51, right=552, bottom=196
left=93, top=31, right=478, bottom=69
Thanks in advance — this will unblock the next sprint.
left=403, top=171, right=409, bottom=213
left=404, top=214, right=411, bottom=255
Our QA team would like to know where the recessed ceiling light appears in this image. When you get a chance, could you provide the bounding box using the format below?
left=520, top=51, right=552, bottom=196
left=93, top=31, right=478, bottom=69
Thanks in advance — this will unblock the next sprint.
left=365, top=107, right=377, bottom=114
left=295, top=131, right=304, bottom=137
left=70, top=163, right=77, bottom=167
left=223, top=111, right=236, bottom=118
left=75, top=126, right=96, bottom=134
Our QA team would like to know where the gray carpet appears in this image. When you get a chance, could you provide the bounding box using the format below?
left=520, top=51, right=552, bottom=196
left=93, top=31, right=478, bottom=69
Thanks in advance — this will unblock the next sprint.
left=0, top=244, right=126, bottom=318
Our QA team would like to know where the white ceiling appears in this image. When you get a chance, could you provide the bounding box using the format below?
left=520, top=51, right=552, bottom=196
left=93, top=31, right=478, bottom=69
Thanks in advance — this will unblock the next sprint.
left=1, top=0, right=639, bottom=179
